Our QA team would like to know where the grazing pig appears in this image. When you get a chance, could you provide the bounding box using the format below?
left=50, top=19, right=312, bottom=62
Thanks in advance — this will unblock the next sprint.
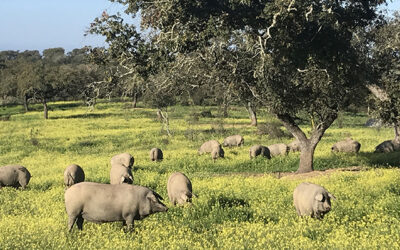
left=64, top=182, right=168, bottom=231
left=223, top=135, right=244, bottom=147
left=374, top=140, right=400, bottom=153
left=110, top=165, right=134, bottom=185
left=167, top=172, right=193, bottom=205
left=150, top=148, right=163, bottom=161
left=0, top=165, right=31, bottom=189
left=249, top=145, right=271, bottom=159
left=267, top=143, right=289, bottom=157
left=211, top=145, right=225, bottom=162
left=331, top=138, right=361, bottom=153
left=64, top=164, right=85, bottom=188
left=288, top=140, right=301, bottom=152
left=111, top=153, right=134, bottom=169
left=293, top=182, right=336, bottom=219
left=198, top=140, right=221, bottom=155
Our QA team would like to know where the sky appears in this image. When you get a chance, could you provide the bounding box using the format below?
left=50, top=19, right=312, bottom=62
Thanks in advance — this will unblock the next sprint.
left=0, top=0, right=399, bottom=53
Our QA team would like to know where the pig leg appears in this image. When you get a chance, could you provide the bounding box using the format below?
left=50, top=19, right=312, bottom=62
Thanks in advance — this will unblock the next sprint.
left=76, top=215, right=84, bottom=230
left=68, top=216, right=77, bottom=232
left=124, top=215, right=135, bottom=231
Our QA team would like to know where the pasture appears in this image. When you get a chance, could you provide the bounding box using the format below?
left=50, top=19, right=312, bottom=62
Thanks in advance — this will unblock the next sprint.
left=0, top=100, right=400, bottom=249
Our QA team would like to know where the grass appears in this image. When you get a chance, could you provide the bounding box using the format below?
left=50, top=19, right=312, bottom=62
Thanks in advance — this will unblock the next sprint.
left=0, top=100, right=399, bottom=249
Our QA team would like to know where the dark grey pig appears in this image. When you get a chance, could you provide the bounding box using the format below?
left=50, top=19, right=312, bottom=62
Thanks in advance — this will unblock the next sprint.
left=167, top=172, right=193, bottom=205
left=267, top=143, right=289, bottom=157
left=331, top=138, right=361, bottom=153
left=249, top=145, right=271, bottom=159
left=111, top=152, right=134, bottom=169
left=0, top=165, right=31, bottom=189
left=110, top=165, right=134, bottom=185
left=64, top=182, right=168, bottom=231
left=374, top=140, right=400, bottom=153
left=150, top=148, right=163, bottom=161
left=223, top=135, right=244, bottom=147
left=64, top=164, right=85, bottom=188
left=293, top=182, right=336, bottom=219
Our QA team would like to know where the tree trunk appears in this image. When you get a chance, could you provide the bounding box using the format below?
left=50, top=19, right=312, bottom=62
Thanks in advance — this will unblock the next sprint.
left=298, top=141, right=317, bottom=173
left=23, top=94, right=29, bottom=112
left=158, top=108, right=171, bottom=136
left=157, top=109, right=162, bottom=121
left=132, top=93, right=137, bottom=109
left=43, top=100, right=48, bottom=119
left=394, top=123, right=400, bottom=142
left=247, top=102, right=257, bottom=126
left=222, top=103, right=229, bottom=118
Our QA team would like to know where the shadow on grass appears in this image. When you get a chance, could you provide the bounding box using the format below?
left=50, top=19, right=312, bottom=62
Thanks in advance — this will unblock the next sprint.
left=50, top=113, right=116, bottom=120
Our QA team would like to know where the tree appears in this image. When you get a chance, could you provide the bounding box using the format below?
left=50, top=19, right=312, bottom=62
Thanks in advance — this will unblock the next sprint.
left=109, top=0, right=385, bottom=173
left=369, top=12, right=400, bottom=142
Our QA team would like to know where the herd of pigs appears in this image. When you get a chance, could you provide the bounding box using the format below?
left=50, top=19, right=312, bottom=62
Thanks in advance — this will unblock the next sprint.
left=0, top=134, right=399, bottom=231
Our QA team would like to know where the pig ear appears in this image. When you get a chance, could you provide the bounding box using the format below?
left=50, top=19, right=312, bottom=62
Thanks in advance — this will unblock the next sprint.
left=328, top=192, right=336, bottom=200
left=315, top=193, right=324, bottom=201
left=152, top=191, right=164, bottom=201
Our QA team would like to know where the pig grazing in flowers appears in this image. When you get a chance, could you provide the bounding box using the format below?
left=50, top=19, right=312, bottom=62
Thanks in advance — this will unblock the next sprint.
left=198, top=140, right=224, bottom=161
left=293, top=182, right=336, bottom=219
left=249, top=145, right=271, bottom=159
left=65, top=182, right=168, bottom=231
left=64, top=164, right=85, bottom=188
left=150, top=148, right=163, bottom=161
left=167, top=172, right=194, bottom=205
left=223, top=135, right=244, bottom=147
left=374, top=139, right=400, bottom=153
left=110, top=153, right=134, bottom=185
left=0, top=165, right=31, bottom=189
left=267, top=143, right=289, bottom=157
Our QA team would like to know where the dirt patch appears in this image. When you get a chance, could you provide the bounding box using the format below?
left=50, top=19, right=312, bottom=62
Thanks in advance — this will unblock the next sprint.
left=277, top=166, right=367, bottom=180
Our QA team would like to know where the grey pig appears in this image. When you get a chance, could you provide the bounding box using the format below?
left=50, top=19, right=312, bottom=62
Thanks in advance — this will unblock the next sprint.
left=64, top=164, right=85, bottom=188
left=331, top=138, right=361, bottom=153
left=198, top=140, right=221, bottom=155
left=293, top=182, right=336, bottom=219
left=211, top=145, right=225, bottom=162
left=288, top=140, right=301, bottom=152
left=111, top=152, right=134, bottom=169
left=110, top=165, right=134, bottom=185
left=64, top=182, right=168, bottom=231
left=167, top=172, right=194, bottom=205
left=0, top=165, right=31, bottom=189
left=267, top=143, right=289, bottom=157
left=150, top=148, right=163, bottom=161
left=374, top=139, right=400, bottom=153
left=223, top=135, right=244, bottom=147
left=249, top=145, right=271, bottom=159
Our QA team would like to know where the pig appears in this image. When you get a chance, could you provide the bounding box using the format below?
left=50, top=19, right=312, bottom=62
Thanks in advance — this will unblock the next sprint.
left=150, top=148, right=163, bottom=161
left=331, top=138, right=361, bottom=153
left=64, top=182, right=168, bottom=231
left=167, top=172, right=194, bottom=205
left=288, top=140, right=301, bottom=152
left=267, top=143, right=289, bottom=157
left=293, top=182, right=336, bottom=219
left=64, top=164, right=85, bottom=188
left=211, top=145, right=225, bottom=162
left=374, top=140, right=400, bottom=153
left=223, top=135, right=244, bottom=147
left=0, top=165, right=31, bottom=189
left=249, top=145, right=271, bottom=159
left=110, top=165, right=134, bottom=185
left=198, top=140, right=221, bottom=155
left=111, top=153, right=134, bottom=169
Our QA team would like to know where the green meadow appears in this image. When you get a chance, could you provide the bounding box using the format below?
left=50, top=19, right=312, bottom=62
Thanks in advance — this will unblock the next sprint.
left=0, top=100, right=400, bottom=249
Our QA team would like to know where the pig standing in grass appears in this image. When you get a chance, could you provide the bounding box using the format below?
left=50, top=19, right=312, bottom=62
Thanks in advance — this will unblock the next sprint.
left=150, top=148, right=163, bottom=161
left=249, top=145, right=271, bottom=159
left=110, top=165, right=134, bottom=185
left=167, top=172, right=193, bottom=205
left=374, top=139, right=400, bottom=153
left=293, top=182, right=336, bottom=219
left=288, top=140, right=301, bottom=152
left=0, top=165, right=31, bottom=189
left=64, top=182, right=168, bottom=231
left=111, top=153, right=134, bottom=169
left=198, top=140, right=224, bottom=161
left=64, top=164, right=85, bottom=188
left=267, top=143, right=289, bottom=157
left=223, top=135, right=244, bottom=147
left=331, top=138, right=361, bottom=153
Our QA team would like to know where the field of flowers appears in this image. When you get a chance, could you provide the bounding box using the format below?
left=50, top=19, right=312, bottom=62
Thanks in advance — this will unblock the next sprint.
left=0, top=100, right=399, bottom=249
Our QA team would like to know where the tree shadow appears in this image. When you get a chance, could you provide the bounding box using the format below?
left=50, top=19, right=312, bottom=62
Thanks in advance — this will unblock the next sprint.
left=50, top=113, right=116, bottom=119
left=358, top=151, right=400, bottom=167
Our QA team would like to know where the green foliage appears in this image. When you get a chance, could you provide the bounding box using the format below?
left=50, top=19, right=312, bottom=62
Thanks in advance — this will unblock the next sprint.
left=0, top=101, right=400, bottom=248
